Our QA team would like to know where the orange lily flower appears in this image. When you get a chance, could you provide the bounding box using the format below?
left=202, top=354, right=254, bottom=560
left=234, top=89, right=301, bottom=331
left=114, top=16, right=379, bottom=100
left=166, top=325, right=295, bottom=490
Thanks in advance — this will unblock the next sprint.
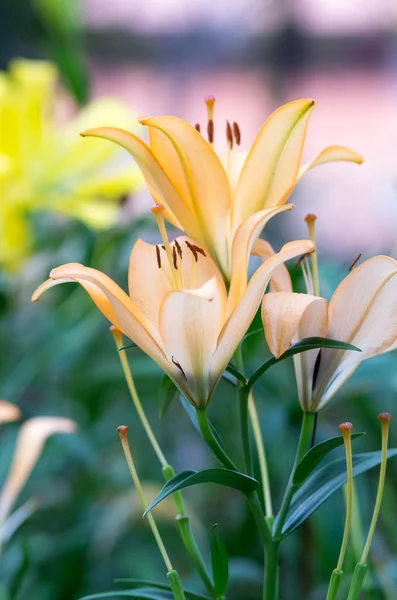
left=80, top=98, right=362, bottom=280
left=262, top=256, right=397, bottom=412
left=33, top=213, right=313, bottom=407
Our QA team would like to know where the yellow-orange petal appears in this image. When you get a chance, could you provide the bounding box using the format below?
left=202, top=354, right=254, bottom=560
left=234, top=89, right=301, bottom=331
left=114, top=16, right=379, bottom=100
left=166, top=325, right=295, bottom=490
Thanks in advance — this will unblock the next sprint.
left=298, top=145, right=364, bottom=180
left=252, top=239, right=293, bottom=293
left=233, top=99, right=315, bottom=228
left=0, top=401, right=21, bottom=425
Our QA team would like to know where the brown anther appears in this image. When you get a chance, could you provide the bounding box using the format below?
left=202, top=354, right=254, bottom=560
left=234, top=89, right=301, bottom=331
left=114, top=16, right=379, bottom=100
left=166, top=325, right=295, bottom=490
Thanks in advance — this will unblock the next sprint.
left=305, top=213, right=317, bottom=224
left=339, top=422, right=353, bottom=433
left=117, top=425, right=129, bottom=436
left=195, top=123, right=201, bottom=133
left=174, top=239, right=183, bottom=260
left=161, top=245, right=165, bottom=250
left=185, top=241, right=206, bottom=262
left=172, top=245, right=178, bottom=270
left=378, top=412, right=392, bottom=423
left=232, top=122, right=241, bottom=146
left=172, top=356, right=186, bottom=378
left=349, top=253, right=362, bottom=272
left=192, top=244, right=206, bottom=257
left=207, top=119, right=214, bottom=144
left=155, top=245, right=162, bottom=269
left=226, top=120, right=233, bottom=148
left=294, top=252, right=312, bottom=268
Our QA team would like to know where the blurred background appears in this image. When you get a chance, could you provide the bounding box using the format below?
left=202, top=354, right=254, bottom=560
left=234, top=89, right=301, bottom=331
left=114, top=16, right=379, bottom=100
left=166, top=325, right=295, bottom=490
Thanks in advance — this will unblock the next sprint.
left=2, top=1, right=397, bottom=599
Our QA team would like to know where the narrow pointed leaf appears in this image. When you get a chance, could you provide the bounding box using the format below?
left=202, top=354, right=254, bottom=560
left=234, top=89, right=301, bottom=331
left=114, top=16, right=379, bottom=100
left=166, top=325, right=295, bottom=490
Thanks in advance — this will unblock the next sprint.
left=248, top=337, right=361, bottom=391
left=144, top=469, right=259, bottom=516
left=115, top=581, right=209, bottom=600
left=293, top=433, right=365, bottom=486
left=210, top=524, right=229, bottom=598
left=158, top=375, right=178, bottom=419
left=80, top=591, right=173, bottom=599
left=118, top=343, right=138, bottom=351
left=278, top=449, right=397, bottom=537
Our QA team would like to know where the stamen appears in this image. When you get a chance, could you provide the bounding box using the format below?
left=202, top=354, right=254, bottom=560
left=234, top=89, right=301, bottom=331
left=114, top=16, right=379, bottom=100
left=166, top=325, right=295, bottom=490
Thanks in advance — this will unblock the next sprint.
left=293, top=252, right=312, bottom=269
left=174, top=239, right=183, bottom=260
left=172, top=245, right=178, bottom=270
left=155, top=245, right=162, bottom=269
left=304, top=213, right=320, bottom=296
left=185, top=241, right=206, bottom=262
left=151, top=204, right=181, bottom=290
left=194, top=123, right=201, bottom=133
left=233, top=122, right=241, bottom=146
left=349, top=253, right=362, bottom=272
left=226, top=120, right=233, bottom=148
left=172, top=356, right=186, bottom=378
left=207, top=120, right=214, bottom=145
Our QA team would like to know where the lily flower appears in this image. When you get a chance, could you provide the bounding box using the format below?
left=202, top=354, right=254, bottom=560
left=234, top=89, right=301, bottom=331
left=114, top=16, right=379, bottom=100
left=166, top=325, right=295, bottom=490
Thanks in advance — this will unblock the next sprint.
left=32, top=204, right=313, bottom=407
left=81, top=97, right=362, bottom=280
left=261, top=256, right=397, bottom=412
left=0, top=58, right=142, bottom=269
left=0, top=400, right=76, bottom=535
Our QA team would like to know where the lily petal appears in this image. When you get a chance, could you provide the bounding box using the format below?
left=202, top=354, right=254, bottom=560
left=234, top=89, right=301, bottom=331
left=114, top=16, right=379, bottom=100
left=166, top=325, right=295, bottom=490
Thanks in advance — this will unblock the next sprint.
left=313, top=256, right=397, bottom=409
left=81, top=127, right=196, bottom=236
left=233, top=99, right=315, bottom=228
left=262, top=292, right=328, bottom=411
left=47, top=263, right=170, bottom=368
left=140, top=116, right=232, bottom=274
left=0, top=401, right=21, bottom=425
left=0, top=417, right=76, bottom=522
left=226, top=205, right=293, bottom=315
left=212, top=240, right=314, bottom=390
left=159, top=278, right=225, bottom=407
left=252, top=239, right=292, bottom=293
left=297, top=145, right=364, bottom=180
left=32, top=273, right=127, bottom=335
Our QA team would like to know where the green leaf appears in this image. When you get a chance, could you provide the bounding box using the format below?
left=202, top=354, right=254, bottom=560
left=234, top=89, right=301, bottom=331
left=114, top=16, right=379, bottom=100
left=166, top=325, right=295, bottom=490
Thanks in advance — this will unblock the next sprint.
left=247, top=337, right=361, bottom=391
left=143, top=469, right=259, bottom=516
left=210, top=525, right=229, bottom=598
left=279, top=449, right=397, bottom=537
left=179, top=395, right=224, bottom=449
left=158, top=376, right=178, bottom=419
left=80, top=590, right=173, bottom=599
left=293, top=433, right=365, bottom=487
left=115, top=580, right=209, bottom=600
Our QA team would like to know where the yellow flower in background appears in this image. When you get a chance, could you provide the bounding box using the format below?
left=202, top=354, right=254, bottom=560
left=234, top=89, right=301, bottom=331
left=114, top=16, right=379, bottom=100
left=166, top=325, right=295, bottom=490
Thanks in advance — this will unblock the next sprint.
left=82, top=98, right=363, bottom=281
left=32, top=204, right=313, bottom=407
left=0, top=58, right=143, bottom=269
left=261, top=256, right=397, bottom=412
left=0, top=399, right=76, bottom=544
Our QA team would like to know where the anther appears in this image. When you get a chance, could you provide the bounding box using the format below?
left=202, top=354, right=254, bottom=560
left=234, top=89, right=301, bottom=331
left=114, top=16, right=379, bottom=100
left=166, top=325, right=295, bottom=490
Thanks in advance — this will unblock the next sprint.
left=226, top=120, right=233, bottom=148
left=185, top=241, right=206, bottom=262
left=172, top=245, right=178, bottom=270
left=155, top=245, right=162, bottom=269
left=349, top=253, right=362, bottom=272
left=293, top=252, right=312, bottom=268
left=172, top=356, right=186, bottom=378
left=195, top=123, right=201, bottom=133
left=232, top=122, right=241, bottom=146
left=174, top=239, right=183, bottom=260
left=207, top=120, right=214, bottom=144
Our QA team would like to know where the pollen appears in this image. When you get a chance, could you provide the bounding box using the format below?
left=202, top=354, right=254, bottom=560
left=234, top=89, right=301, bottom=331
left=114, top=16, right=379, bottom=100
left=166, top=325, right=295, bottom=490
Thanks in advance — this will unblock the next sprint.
left=207, top=119, right=214, bottom=144
left=174, top=239, right=183, bottom=259
left=226, top=120, right=233, bottom=148
left=195, top=123, right=201, bottom=133
left=233, top=122, right=241, bottom=146
left=185, top=241, right=206, bottom=262
left=155, top=245, right=162, bottom=269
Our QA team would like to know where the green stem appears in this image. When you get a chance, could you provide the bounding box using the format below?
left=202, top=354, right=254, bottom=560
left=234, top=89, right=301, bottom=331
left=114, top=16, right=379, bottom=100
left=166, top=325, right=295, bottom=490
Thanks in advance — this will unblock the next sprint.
left=195, top=408, right=238, bottom=471
left=167, top=570, right=187, bottom=600
left=347, top=564, right=368, bottom=600
left=326, top=570, right=344, bottom=600
left=273, top=412, right=315, bottom=540
left=264, top=541, right=279, bottom=600
left=238, top=384, right=253, bottom=477
left=248, top=393, right=273, bottom=519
